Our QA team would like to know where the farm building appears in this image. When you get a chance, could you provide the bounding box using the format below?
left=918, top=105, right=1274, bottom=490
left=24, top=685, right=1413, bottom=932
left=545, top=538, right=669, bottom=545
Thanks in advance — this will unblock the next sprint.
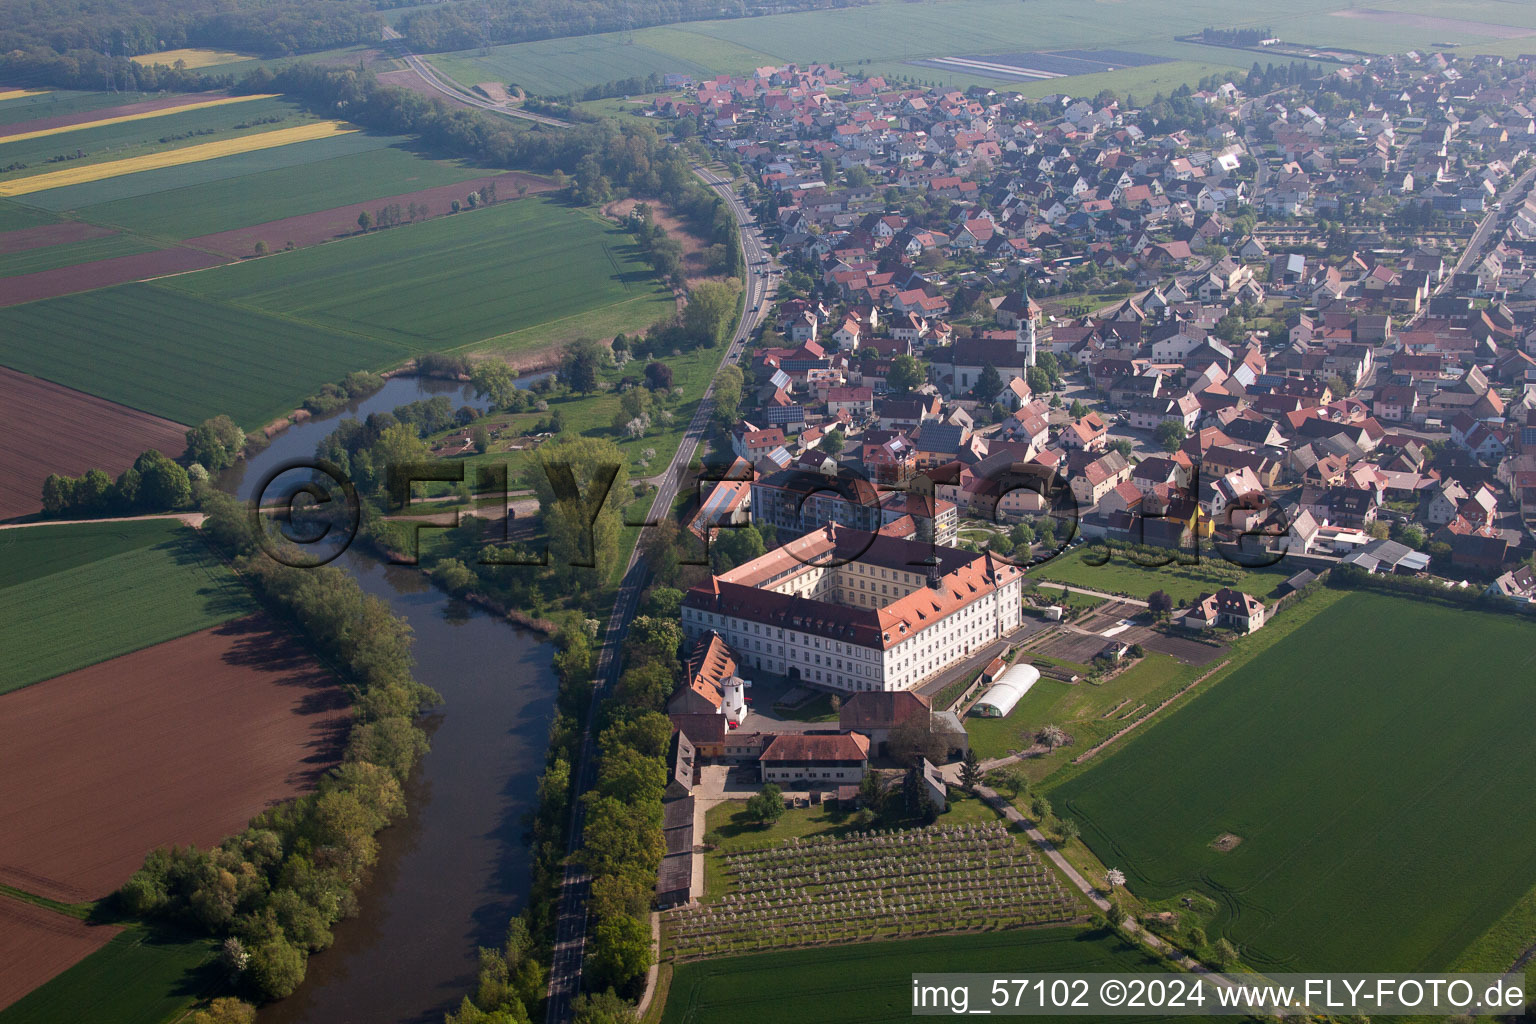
left=971, top=663, right=1041, bottom=718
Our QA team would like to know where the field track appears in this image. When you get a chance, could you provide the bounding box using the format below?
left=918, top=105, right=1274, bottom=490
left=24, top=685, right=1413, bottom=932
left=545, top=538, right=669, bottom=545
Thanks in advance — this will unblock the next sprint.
left=0, top=222, right=115, bottom=255
left=0, top=615, right=350, bottom=902
left=0, top=899, right=120, bottom=1012
left=0, top=246, right=228, bottom=306
left=0, top=366, right=187, bottom=520
left=186, top=169, right=556, bottom=257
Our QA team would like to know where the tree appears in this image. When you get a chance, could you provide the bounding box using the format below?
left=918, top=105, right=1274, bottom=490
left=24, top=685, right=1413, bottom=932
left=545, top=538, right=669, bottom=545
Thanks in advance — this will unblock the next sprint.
left=1026, top=365, right=1052, bottom=395
left=185, top=415, right=246, bottom=473
left=1037, top=724, right=1068, bottom=751
left=246, top=936, right=306, bottom=1000
left=356, top=210, right=372, bottom=233
left=682, top=281, right=740, bottom=348
left=712, top=523, right=766, bottom=573
left=469, top=362, right=520, bottom=409
left=1110, top=437, right=1134, bottom=460
left=1212, top=937, right=1240, bottom=970
left=562, top=337, right=610, bottom=395
left=887, top=353, right=926, bottom=393
left=133, top=450, right=192, bottom=510
left=644, top=361, right=673, bottom=390
left=712, top=363, right=744, bottom=425
left=746, top=784, right=784, bottom=825
left=1056, top=818, right=1081, bottom=844
left=189, top=998, right=257, bottom=1024
left=821, top=429, right=845, bottom=456
left=571, top=989, right=639, bottom=1024
left=1069, top=399, right=1087, bottom=418
left=974, top=363, right=1004, bottom=401
left=471, top=424, right=491, bottom=454
left=1147, top=590, right=1173, bottom=617
left=1154, top=419, right=1189, bottom=452
left=991, top=768, right=1026, bottom=799
left=958, top=749, right=983, bottom=790
left=1106, top=868, right=1126, bottom=890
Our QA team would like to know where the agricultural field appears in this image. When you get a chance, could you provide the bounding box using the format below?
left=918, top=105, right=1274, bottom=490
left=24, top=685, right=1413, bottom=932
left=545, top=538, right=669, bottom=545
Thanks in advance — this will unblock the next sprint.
left=0, top=614, right=349, bottom=903
left=0, top=367, right=189, bottom=521
left=129, top=48, right=254, bottom=69
left=1031, top=546, right=1292, bottom=604
left=165, top=196, right=669, bottom=353
left=0, top=925, right=215, bottom=1024
left=0, top=93, right=280, bottom=147
left=1051, top=592, right=1536, bottom=972
left=0, top=282, right=408, bottom=426
left=0, top=232, right=158, bottom=278
left=0, top=898, right=119, bottom=1013
left=10, top=128, right=393, bottom=212
left=0, top=518, right=252, bottom=691
left=0, top=246, right=229, bottom=307
left=0, top=119, right=356, bottom=197
left=72, top=140, right=492, bottom=239
left=660, top=925, right=1193, bottom=1024
left=428, top=0, right=1536, bottom=103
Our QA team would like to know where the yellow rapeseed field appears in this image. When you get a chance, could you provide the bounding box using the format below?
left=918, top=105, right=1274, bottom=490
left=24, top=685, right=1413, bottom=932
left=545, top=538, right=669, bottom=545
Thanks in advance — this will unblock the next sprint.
left=0, top=90, right=49, bottom=102
left=0, top=94, right=280, bottom=145
left=0, top=120, right=357, bottom=197
left=129, top=48, right=252, bottom=69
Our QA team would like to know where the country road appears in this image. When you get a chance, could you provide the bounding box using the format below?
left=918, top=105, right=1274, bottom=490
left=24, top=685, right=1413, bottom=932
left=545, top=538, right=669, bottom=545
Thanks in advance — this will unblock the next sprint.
left=380, top=27, right=574, bottom=128
left=379, top=42, right=777, bottom=1021
left=543, top=165, right=776, bottom=1024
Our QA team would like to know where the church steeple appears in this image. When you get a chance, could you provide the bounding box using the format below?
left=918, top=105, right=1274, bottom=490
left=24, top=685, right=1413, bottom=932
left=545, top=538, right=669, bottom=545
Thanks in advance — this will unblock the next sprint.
left=1016, top=281, right=1037, bottom=369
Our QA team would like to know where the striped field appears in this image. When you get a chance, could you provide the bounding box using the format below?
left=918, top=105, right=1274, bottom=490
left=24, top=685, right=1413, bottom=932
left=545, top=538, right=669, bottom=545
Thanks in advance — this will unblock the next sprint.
left=0, top=94, right=277, bottom=145
left=0, top=121, right=357, bottom=197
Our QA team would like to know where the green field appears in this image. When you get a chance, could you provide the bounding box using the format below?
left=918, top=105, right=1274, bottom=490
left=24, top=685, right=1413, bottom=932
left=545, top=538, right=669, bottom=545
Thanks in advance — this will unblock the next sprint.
left=428, top=0, right=1536, bottom=101
left=0, top=925, right=215, bottom=1024
left=660, top=926, right=1196, bottom=1024
left=0, top=97, right=310, bottom=184
left=0, top=520, right=252, bottom=693
left=0, top=92, right=138, bottom=128
left=0, top=282, right=408, bottom=426
left=12, top=129, right=395, bottom=212
left=164, top=196, right=669, bottom=352
left=0, top=232, right=158, bottom=277
left=73, top=141, right=489, bottom=239
left=0, top=197, right=58, bottom=232
left=1032, top=547, right=1291, bottom=604
left=1051, top=592, right=1536, bottom=972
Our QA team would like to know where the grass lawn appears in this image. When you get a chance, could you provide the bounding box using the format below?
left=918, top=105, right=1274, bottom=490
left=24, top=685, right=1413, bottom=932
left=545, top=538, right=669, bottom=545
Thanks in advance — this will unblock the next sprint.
left=966, top=653, right=1200, bottom=766
left=0, top=925, right=215, bottom=1024
left=659, top=925, right=1198, bottom=1024
left=1052, top=591, right=1536, bottom=972
left=0, top=520, right=252, bottom=693
left=1032, top=546, right=1291, bottom=604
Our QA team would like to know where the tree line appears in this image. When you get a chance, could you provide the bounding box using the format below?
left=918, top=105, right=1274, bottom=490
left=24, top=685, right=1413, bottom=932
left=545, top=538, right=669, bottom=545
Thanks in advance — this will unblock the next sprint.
left=117, top=490, right=439, bottom=1004
left=40, top=414, right=245, bottom=517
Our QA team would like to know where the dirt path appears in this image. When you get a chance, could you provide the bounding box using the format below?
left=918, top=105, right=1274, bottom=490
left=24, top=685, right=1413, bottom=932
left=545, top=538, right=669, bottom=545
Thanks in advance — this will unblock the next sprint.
left=0, top=511, right=205, bottom=531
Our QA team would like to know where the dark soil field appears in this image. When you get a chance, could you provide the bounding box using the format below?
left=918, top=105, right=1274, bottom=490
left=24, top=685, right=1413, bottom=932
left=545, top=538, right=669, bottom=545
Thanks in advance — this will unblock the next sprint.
left=0, top=222, right=116, bottom=255
left=184, top=169, right=556, bottom=258
left=0, top=246, right=228, bottom=307
left=0, top=900, right=120, bottom=1012
left=0, top=615, right=350, bottom=903
left=0, top=366, right=188, bottom=520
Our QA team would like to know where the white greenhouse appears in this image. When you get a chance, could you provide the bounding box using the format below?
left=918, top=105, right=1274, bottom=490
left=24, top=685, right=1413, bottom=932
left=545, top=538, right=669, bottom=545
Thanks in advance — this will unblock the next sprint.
left=970, top=663, right=1041, bottom=718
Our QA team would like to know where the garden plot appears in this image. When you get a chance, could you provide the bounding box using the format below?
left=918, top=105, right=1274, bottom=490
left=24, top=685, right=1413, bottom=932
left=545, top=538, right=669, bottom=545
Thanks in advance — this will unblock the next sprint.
left=668, top=821, right=1076, bottom=958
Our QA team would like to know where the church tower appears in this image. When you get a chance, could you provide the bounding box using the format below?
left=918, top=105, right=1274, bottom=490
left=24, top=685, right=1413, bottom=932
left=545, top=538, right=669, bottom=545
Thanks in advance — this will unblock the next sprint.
left=1015, top=282, right=1038, bottom=369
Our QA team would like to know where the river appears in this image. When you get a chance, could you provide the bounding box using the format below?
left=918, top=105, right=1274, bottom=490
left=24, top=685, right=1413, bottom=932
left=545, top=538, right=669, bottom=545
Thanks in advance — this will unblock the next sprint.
left=224, top=376, right=558, bottom=1024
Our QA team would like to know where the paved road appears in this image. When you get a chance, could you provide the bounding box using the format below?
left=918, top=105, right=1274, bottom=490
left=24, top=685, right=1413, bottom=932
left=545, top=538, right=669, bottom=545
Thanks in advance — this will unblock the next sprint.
left=1407, top=163, right=1536, bottom=327
left=381, top=27, right=574, bottom=128
left=543, top=169, right=777, bottom=1024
